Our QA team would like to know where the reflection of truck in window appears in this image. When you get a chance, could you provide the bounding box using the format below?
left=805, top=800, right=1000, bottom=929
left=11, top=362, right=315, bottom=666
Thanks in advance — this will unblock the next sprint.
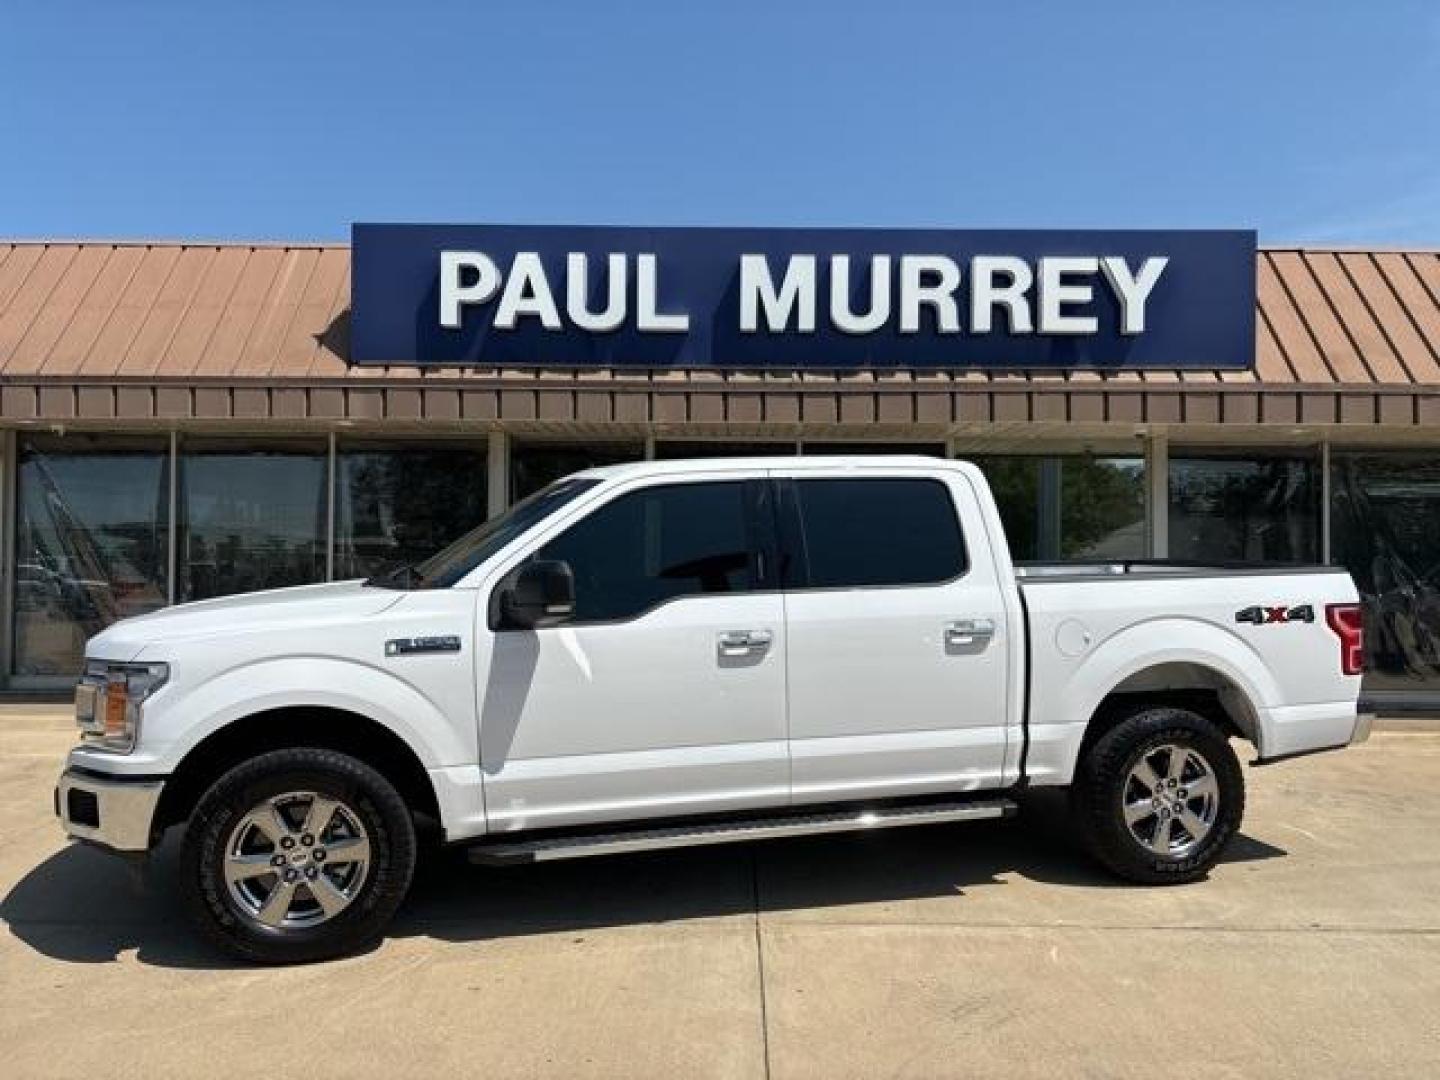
left=56, top=457, right=1370, bottom=963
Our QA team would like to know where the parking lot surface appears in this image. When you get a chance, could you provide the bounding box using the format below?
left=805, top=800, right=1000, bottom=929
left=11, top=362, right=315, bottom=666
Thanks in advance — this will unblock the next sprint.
left=2, top=707, right=1438, bottom=1079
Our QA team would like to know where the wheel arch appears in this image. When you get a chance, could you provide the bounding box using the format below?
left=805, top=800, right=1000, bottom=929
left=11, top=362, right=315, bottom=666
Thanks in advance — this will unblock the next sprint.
left=155, top=705, right=441, bottom=833
left=1030, top=617, right=1281, bottom=785
left=1079, top=660, right=1262, bottom=761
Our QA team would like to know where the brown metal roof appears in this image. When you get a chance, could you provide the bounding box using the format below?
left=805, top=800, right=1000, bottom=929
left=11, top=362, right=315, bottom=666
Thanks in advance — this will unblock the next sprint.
left=3, top=241, right=1440, bottom=429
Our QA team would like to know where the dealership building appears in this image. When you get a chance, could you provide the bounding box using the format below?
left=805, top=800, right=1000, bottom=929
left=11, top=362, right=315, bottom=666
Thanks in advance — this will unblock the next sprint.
left=2, top=226, right=1440, bottom=711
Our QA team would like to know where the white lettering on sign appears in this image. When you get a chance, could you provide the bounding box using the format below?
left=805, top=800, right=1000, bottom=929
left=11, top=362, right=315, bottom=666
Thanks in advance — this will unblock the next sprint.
left=1037, top=256, right=1099, bottom=335
left=830, top=254, right=891, bottom=334
left=636, top=253, right=689, bottom=332
left=438, top=251, right=500, bottom=329
left=899, top=255, right=962, bottom=334
left=1102, top=255, right=1168, bottom=334
left=566, top=252, right=627, bottom=332
left=740, top=254, right=817, bottom=333
left=970, top=255, right=1034, bottom=334
left=436, top=250, right=1168, bottom=339
left=493, top=252, right=562, bottom=330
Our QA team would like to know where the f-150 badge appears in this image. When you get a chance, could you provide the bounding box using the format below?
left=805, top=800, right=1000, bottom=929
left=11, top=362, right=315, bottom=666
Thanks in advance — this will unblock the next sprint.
left=1235, top=604, right=1314, bottom=625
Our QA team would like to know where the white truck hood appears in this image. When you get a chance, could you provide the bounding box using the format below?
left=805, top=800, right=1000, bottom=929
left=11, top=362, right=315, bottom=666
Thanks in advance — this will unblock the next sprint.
left=87, top=580, right=407, bottom=661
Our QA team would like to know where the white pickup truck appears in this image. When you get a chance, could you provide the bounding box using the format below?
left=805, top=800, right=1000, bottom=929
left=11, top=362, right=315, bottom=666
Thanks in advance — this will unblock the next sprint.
left=56, top=456, right=1370, bottom=963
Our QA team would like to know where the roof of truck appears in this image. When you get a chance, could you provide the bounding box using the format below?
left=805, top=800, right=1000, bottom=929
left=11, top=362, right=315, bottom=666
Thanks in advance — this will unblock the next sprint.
left=574, top=454, right=972, bottom=481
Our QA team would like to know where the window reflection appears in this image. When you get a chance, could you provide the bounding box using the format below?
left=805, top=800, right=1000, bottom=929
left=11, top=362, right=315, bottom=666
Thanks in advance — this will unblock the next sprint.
left=799, top=442, right=946, bottom=456
left=972, top=455, right=1145, bottom=561
left=13, top=435, right=169, bottom=676
left=1331, top=453, right=1440, bottom=693
left=1169, top=455, right=1318, bottom=563
left=178, top=440, right=327, bottom=602
left=510, top=441, right=643, bottom=502
left=335, top=442, right=487, bottom=579
left=1058, top=457, right=1146, bottom=559
left=654, top=441, right=796, bottom=459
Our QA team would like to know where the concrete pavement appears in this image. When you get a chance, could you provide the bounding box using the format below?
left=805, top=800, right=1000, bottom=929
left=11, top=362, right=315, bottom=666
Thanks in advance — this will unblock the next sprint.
left=2, top=710, right=1438, bottom=1078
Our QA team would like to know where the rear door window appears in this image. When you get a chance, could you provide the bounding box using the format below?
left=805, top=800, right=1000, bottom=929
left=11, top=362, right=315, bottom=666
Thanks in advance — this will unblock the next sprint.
left=785, top=478, right=966, bottom=589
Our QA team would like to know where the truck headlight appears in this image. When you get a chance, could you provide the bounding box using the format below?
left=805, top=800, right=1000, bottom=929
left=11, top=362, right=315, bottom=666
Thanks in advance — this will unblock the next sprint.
left=75, top=660, right=169, bottom=753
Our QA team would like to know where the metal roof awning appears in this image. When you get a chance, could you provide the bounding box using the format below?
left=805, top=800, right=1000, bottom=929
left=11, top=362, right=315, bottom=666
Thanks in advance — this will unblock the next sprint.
left=2, top=241, right=1439, bottom=431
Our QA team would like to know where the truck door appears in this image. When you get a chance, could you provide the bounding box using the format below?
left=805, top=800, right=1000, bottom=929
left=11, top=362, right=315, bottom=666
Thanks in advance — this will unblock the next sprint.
left=476, top=476, right=788, bottom=830
left=778, top=469, right=1011, bottom=802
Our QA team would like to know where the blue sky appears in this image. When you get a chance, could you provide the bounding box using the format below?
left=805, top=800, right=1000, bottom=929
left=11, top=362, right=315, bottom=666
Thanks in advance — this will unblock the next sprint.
left=2, top=2, right=1437, bottom=244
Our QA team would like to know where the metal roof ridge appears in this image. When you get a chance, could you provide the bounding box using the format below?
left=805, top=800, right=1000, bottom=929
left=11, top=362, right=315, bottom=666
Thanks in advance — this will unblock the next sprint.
left=2, top=238, right=1439, bottom=256
left=0, top=238, right=347, bottom=250
left=1258, top=243, right=1440, bottom=255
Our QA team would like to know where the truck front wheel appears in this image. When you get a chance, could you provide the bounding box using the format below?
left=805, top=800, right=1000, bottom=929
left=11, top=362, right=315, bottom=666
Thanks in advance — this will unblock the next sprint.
left=1071, top=706, right=1245, bottom=884
left=180, top=747, right=417, bottom=963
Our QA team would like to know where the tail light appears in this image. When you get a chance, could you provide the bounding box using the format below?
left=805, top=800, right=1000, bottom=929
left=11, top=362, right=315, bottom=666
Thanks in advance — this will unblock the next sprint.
left=1325, top=603, right=1365, bottom=676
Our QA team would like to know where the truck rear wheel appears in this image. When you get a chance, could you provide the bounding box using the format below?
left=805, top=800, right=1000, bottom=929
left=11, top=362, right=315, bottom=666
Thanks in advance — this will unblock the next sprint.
left=1071, top=705, right=1244, bottom=884
left=180, top=747, right=417, bottom=963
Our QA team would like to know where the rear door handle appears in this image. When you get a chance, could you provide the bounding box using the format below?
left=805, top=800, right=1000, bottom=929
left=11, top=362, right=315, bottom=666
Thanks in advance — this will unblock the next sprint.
left=945, top=619, right=996, bottom=649
left=718, top=629, right=773, bottom=657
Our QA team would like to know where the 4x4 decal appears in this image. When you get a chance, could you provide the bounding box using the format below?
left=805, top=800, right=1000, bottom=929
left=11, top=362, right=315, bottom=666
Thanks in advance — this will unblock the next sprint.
left=1235, top=604, right=1314, bottom=625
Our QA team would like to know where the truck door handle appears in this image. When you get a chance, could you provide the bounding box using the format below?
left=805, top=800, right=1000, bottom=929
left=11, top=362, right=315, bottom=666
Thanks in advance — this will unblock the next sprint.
left=718, top=629, right=773, bottom=657
left=945, top=619, right=996, bottom=649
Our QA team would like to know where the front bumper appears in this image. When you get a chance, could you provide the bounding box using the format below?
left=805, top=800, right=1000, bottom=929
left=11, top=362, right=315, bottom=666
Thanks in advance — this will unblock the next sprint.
left=55, top=768, right=165, bottom=852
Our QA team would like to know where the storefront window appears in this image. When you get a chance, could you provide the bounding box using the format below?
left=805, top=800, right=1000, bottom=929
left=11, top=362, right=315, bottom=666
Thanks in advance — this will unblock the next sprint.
left=1169, top=454, right=1318, bottom=564
left=973, top=457, right=1041, bottom=561
left=1331, top=452, right=1440, bottom=694
left=12, top=435, right=170, bottom=676
left=510, top=441, right=644, bottom=502
left=1058, top=457, right=1146, bottom=558
left=654, top=441, right=796, bottom=459
left=334, top=441, right=488, bottom=579
left=800, top=442, right=947, bottom=456
left=177, top=440, right=327, bottom=602
left=972, top=455, right=1146, bottom=561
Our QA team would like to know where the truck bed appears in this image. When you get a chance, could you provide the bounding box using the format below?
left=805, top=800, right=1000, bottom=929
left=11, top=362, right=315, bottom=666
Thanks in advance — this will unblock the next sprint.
left=1011, top=558, right=1361, bottom=777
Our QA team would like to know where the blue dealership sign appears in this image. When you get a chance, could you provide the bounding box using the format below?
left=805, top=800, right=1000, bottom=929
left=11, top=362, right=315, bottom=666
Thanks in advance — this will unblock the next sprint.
left=350, top=223, right=1255, bottom=371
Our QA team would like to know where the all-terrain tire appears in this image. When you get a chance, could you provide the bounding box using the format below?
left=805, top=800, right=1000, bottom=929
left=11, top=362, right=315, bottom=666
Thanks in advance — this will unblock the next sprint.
left=180, top=747, right=417, bottom=964
left=1071, top=705, right=1245, bottom=884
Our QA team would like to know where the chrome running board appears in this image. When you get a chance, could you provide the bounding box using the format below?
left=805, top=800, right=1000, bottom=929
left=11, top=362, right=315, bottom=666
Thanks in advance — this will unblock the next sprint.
left=468, top=797, right=1018, bottom=865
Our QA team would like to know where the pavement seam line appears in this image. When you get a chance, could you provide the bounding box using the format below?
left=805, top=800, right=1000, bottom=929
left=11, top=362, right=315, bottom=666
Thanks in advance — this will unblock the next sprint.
left=751, top=849, right=773, bottom=1080
left=758, top=921, right=1440, bottom=935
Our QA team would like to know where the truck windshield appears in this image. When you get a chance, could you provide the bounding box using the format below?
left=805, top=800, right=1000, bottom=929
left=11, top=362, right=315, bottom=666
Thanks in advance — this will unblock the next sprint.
left=365, top=477, right=600, bottom=590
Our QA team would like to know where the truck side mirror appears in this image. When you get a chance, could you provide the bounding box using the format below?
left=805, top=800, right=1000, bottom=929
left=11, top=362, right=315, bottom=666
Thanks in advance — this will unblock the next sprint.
left=497, top=559, right=575, bottom=630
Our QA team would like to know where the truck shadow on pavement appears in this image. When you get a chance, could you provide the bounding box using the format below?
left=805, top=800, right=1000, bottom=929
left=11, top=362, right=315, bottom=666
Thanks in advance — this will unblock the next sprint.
left=2, top=795, right=1286, bottom=971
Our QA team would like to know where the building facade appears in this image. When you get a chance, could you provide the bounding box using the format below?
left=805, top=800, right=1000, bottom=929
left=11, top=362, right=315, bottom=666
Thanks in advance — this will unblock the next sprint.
left=2, top=237, right=1440, bottom=710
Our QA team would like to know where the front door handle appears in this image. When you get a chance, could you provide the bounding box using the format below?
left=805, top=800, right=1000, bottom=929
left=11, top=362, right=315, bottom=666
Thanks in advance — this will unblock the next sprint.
left=945, top=619, right=996, bottom=649
left=718, top=629, right=773, bottom=658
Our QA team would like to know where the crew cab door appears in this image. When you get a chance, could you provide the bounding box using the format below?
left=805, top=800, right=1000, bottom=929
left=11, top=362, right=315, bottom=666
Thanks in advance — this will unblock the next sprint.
left=476, top=475, right=788, bottom=831
left=778, top=468, right=1012, bottom=802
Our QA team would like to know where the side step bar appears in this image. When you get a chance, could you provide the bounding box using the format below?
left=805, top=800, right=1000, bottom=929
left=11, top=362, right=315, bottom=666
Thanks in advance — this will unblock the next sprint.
left=468, top=797, right=1018, bottom=865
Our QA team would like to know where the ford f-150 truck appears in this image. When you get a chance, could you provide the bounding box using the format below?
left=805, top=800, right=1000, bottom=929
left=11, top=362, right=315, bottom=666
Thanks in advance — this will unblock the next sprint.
left=56, top=456, right=1370, bottom=963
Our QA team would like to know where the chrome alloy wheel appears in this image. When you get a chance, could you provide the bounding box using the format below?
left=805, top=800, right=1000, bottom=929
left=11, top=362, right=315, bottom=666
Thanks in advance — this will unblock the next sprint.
left=224, top=792, right=372, bottom=929
left=1121, top=744, right=1220, bottom=857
